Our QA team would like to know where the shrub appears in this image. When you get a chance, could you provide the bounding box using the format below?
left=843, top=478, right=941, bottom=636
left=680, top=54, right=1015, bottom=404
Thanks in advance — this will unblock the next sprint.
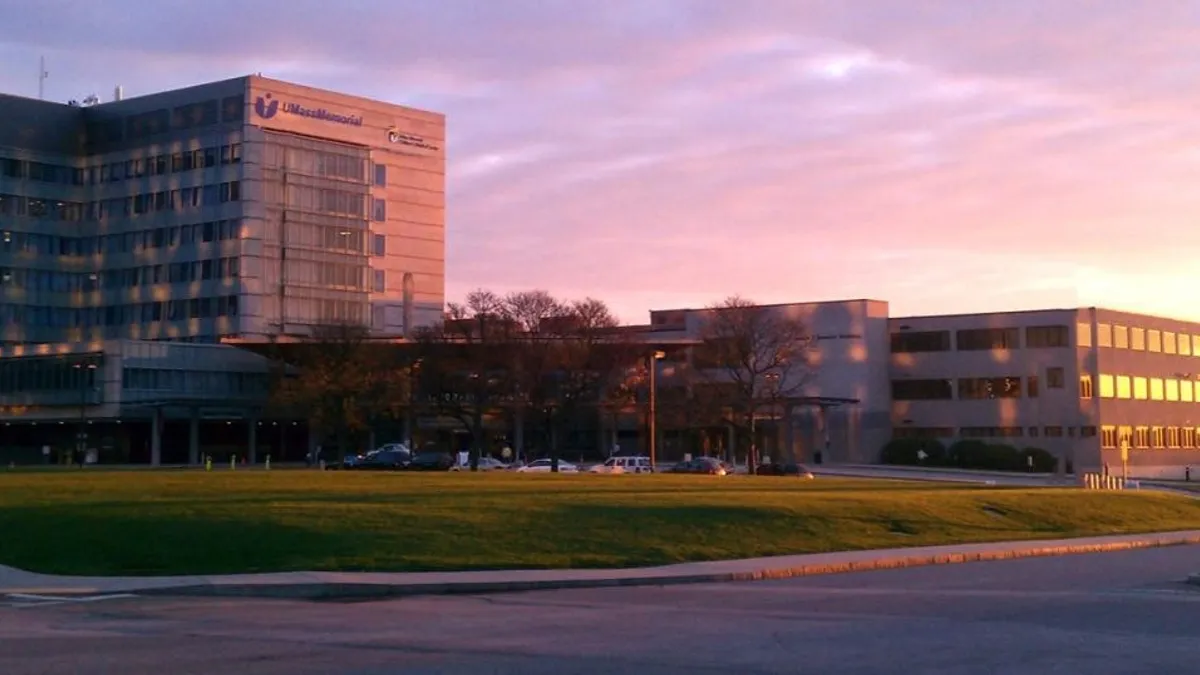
left=948, top=440, right=1022, bottom=471
left=880, top=438, right=947, bottom=466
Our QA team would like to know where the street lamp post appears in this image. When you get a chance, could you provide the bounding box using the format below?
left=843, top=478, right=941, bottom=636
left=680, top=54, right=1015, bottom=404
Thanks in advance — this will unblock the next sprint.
left=73, top=361, right=97, bottom=467
left=647, top=350, right=665, bottom=471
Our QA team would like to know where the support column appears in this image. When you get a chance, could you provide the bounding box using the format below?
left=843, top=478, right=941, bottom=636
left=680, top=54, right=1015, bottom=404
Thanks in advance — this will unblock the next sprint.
left=188, top=408, right=200, bottom=465
left=247, top=415, right=258, bottom=464
left=726, top=424, right=736, bottom=464
left=150, top=408, right=163, bottom=467
left=596, top=409, right=607, bottom=457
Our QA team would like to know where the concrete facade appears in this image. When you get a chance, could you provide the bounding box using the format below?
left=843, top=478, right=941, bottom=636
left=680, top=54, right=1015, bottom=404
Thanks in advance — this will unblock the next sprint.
left=889, top=307, right=1200, bottom=479
left=645, top=299, right=893, bottom=464
left=0, top=75, right=445, bottom=345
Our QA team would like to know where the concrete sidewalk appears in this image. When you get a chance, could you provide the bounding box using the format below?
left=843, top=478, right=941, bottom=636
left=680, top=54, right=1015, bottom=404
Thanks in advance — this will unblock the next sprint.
left=5, top=530, right=1200, bottom=601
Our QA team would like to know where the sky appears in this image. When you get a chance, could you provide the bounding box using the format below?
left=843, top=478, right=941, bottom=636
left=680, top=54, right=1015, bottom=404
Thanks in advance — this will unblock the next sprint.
left=1, top=0, right=1199, bottom=324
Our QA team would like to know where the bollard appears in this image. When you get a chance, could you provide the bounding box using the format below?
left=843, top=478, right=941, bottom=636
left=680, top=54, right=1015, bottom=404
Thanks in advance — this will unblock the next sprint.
left=230, top=455, right=236, bottom=471
left=265, top=455, right=271, bottom=471
left=319, top=459, right=326, bottom=471
left=205, top=455, right=212, bottom=472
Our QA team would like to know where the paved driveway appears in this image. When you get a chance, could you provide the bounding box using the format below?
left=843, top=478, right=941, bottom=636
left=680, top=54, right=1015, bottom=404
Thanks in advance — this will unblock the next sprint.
left=4, top=545, right=1200, bottom=674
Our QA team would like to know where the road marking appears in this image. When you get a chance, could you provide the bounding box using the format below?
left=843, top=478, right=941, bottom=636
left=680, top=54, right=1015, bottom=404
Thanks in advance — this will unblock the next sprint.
left=3, top=592, right=137, bottom=608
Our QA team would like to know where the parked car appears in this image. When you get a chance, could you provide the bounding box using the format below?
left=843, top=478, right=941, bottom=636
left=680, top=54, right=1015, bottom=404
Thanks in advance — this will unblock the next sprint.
left=334, top=448, right=410, bottom=471
left=667, top=457, right=728, bottom=475
left=450, top=456, right=509, bottom=471
left=589, top=456, right=654, bottom=474
left=755, top=462, right=815, bottom=478
left=406, top=451, right=455, bottom=471
left=516, top=458, right=579, bottom=473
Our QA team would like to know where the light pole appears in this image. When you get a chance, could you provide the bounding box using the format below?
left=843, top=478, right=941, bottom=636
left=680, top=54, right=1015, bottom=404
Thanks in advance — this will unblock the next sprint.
left=764, top=372, right=780, bottom=466
left=73, top=361, right=97, bottom=467
left=647, top=349, right=665, bottom=470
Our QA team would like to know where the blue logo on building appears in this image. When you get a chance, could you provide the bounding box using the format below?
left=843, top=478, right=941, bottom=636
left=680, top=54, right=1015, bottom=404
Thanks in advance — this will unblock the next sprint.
left=252, top=91, right=363, bottom=127
left=254, top=93, right=279, bottom=119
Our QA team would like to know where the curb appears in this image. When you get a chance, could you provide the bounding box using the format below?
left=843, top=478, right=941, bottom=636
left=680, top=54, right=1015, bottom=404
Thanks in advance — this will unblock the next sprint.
left=136, top=532, right=1200, bottom=601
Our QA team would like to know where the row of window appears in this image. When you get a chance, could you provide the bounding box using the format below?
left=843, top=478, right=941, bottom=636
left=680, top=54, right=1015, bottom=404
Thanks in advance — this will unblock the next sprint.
left=88, top=95, right=245, bottom=147
left=0, top=255, right=239, bottom=292
left=892, top=369, right=1066, bottom=400
left=1085, top=322, right=1200, bottom=356
left=0, top=144, right=245, bottom=190
left=1092, top=374, right=1200, bottom=402
left=895, top=426, right=1097, bottom=439
left=891, top=325, right=1069, bottom=353
left=122, top=367, right=268, bottom=396
left=0, top=356, right=102, bottom=394
left=0, top=296, right=240, bottom=328
left=0, top=180, right=241, bottom=223
left=1101, top=426, right=1200, bottom=450
left=2, top=218, right=242, bottom=259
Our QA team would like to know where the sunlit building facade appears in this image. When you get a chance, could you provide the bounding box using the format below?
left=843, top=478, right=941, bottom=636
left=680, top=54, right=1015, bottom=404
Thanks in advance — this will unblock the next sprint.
left=890, top=308, right=1200, bottom=479
left=0, top=76, right=445, bottom=463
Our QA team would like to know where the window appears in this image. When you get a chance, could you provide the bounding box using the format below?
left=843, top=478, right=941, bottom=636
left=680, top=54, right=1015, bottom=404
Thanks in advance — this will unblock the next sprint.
left=1026, top=325, right=1069, bottom=348
left=1133, top=376, right=1148, bottom=400
left=1118, top=426, right=1133, bottom=449
left=1116, top=375, right=1131, bottom=399
left=959, top=427, right=1024, bottom=439
left=1167, top=427, right=1180, bottom=448
left=1114, top=325, right=1129, bottom=349
left=1183, top=380, right=1195, bottom=403
left=1193, top=334, right=1200, bottom=356
left=956, top=328, right=1020, bottom=350
left=1134, top=427, right=1150, bottom=448
left=892, top=379, right=953, bottom=400
left=373, top=269, right=385, bottom=293
left=373, top=198, right=386, bottom=222
left=890, top=331, right=951, bottom=353
left=1101, top=426, right=1117, bottom=449
left=1044, top=426, right=1064, bottom=437
left=1097, top=323, right=1113, bottom=347
left=1046, top=367, right=1064, bottom=388
left=1181, top=335, right=1192, bottom=356
left=1148, top=329, right=1162, bottom=352
left=958, top=377, right=1022, bottom=399
left=1081, top=426, right=1097, bottom=438
left=1151, top=427, right=1164, bottom=448
left=1183, top=427, right=1197, bottom=449
left=1080, top=375, right=1094, bottom=399
left=1027, top=375, right=1039, bottom=398
left=1167, top=379, right=1180, bottom=402
left=1076, top=322, right=1092, bottom=347
left=374, top=163, right=387, bottom=186
left=1131, top=327, right=1145, bottom=351
left=372, top=233, right=386, bottom=257
left=1149, top=377, right=1164, bottom=401
left=1164, top=332, right=1178, bottom=354
left=1029, top=427, right=1040, bottom=438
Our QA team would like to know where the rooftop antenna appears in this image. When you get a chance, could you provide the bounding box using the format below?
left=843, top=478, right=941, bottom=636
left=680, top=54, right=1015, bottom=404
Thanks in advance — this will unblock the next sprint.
left=38, top=56, right=48, bottom=100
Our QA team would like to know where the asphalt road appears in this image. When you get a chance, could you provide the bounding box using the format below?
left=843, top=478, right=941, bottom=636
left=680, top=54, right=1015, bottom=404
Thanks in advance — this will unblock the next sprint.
left=3, top=546, right=1200, bottom=674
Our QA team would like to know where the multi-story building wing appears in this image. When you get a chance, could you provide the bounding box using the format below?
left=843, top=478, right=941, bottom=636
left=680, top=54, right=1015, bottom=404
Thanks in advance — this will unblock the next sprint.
left=0, top=75, right=445, bottom=345
left=889, top=308, right=1200, bottom=479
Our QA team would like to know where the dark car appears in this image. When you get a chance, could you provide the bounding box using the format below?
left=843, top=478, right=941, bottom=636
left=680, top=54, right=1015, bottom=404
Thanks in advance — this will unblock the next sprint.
left=336, top=449, right=410, bottom=471
left=755, top=462, right=815, bottom=478
left=406, top=451, right=455, bottom=471
left=668, top=457, right=728, bottom=475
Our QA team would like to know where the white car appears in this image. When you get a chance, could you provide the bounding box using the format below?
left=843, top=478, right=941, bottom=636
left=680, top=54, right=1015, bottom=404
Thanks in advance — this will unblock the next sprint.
left=516, top=459, right=579, bottom=473
left=589, top=456, right=654, bottom=474
left=450, top=456, right=509, bottom=471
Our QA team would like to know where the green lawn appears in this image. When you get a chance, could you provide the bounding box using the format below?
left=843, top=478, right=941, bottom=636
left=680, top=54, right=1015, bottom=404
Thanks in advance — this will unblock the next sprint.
left=2, top=472, right=1200, bottom=576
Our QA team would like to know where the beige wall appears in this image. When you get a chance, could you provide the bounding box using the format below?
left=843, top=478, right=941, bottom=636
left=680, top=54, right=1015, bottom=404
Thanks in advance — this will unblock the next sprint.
left=889, top=309, right=1096, bottom=468
left=1091, top=308, right=1200, bottom=478
left=245, top=76, right=445, bottom=335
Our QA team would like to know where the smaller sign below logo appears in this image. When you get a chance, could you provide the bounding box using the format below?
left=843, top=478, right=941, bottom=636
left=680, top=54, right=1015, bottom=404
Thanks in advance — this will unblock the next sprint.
left=387, top=128, right=440, bottom=151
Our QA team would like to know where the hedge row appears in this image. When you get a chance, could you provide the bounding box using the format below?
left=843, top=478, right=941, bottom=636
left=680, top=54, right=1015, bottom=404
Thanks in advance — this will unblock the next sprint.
left=880, top=438, right=1060, bottom=473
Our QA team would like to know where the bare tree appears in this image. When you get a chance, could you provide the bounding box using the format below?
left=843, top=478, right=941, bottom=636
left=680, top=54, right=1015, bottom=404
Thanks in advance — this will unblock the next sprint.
left=269, top=322, right=406, bottom=463
left=695, top=297, right=815, bottom=473
left=416, top=289, right=517, bottom=471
